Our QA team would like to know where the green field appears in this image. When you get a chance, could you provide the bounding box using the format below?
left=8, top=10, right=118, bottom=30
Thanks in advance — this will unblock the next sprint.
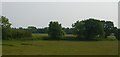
left=2, top=34, right=118, bottom=55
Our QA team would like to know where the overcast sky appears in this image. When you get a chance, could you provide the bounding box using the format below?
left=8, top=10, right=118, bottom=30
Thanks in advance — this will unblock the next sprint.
left=1, top=0, right=119, bottom=2
left=2, top=2, right=118, bottom=28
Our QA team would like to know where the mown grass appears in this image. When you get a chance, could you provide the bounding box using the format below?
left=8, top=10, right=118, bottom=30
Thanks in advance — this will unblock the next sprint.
left=2, top=40, right=118, bottom=55
left=32, top=34, right=77, bottom=40
left=2, top=34, right=118, bottom=55
left=32, top=34, right=48, bottom=38
left=32, top=34, right=76, bottom=38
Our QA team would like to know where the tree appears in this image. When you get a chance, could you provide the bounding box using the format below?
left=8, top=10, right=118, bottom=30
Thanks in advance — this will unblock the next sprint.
left=72, top=18, right=105, bottom=40
left=84, top=19, right=105, bottom=40
left=62, top=27, right=73, bottom=34
left=13, top=28, right=32, bottom=38
left=1, top=16, right=12, bottom=39
left=1, top=16, right=32, bottom=40
left=48, top=21, right=65, bottom=40
left=72, top=20, right=86, bottom=40
left=27, top=26, right=37, bottom=33
left=103, top=21, right=115, bottom=38
left=114, top=29, right=120, bottom=40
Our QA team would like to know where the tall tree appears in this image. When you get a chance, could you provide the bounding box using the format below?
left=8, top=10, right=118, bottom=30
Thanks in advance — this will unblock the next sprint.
left=84, top=19, right=105, bottom=40
left=103, top=21, right=114, bottom=38
left=72, top=20, right=86, bottom=40
left=72, top=18, right=105, bottom=40
left=48, top=21, right=65, bottom=40
left=1, top=16, right=12, bottom=39
left=114, top=29, right=120, bottom=40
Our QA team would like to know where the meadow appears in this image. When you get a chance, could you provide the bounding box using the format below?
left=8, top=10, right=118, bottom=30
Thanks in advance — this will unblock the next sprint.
left=2, top=34, right=118, bottom=55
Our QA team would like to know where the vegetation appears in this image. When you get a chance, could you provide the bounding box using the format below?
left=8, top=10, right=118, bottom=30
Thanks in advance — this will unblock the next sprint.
left=10, top=28, right=32, bottom=39
left=114, top=29, right=120, bottom=40
left=2, top=40, right=118, bottom=55
left=1, top=16, right=12, bottom=39
left=1, top=13, right=119, bottom=55
left=0, top=16, right=119, bottom=41
left=102, top=21, right=116, bottom=38
left=72, top=19, right=105, bottom=40
left=48, top=21, right=65, bottom=40
left=1, top=16, right=32, bottom=40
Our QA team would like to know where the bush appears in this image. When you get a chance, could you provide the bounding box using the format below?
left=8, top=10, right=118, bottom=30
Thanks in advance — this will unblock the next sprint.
left=11, top=29, right=32, bottom=39
left=72, top=19, right=105, bottom=41
left=106, top=36, right=117, bottom=41
left=48, top=21, right=65, bottom=40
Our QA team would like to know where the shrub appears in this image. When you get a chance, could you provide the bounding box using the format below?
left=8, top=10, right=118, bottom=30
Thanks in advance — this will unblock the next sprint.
left=48, top=21, right=65, bottom=40
left=106, top=36, right=117, bottom=41
left=11, top=29, right=32, bottom=39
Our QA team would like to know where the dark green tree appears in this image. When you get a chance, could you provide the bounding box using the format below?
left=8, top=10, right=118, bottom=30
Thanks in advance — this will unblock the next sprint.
left=114, top=29, right=120, bottom=40
left=27, top=26, right=37, bottom=33
left=1, top=16, right=12, bottom=39
left=48, top=21, right=65, bottom=40
left=11, top=28, right=32, bottom=39
left=72, top=20, right=86, bottom=40
left=72, top=18, right=105, bottom=40
left=84, top=19, right=105, bottom=40
left=1, top=16, right=32, bottom=40
left=62, top=27, right=73, bottom=34
left=103, top=21, right=115, bottom=38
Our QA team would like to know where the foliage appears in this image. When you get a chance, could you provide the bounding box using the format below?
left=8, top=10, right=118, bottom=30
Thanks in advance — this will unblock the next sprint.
left=27, top=26, right=37, bottom=33
left=84, top=19, right=105, bottom=40
left=48, top=21, right=65, bottom=40
left=114, top=29, right=120, bottom=40
left=36, top=27, right=48, bottom=33
left=62, top=27, right=73, bottom=34
left=26, top=26, right=48, bottom=33
left=11, top=28, right=32, bottom=39
left=72, top=18, right=105, bottom=40
left=1, top=16, right=12, bottom=39
left=26, top=26, right=73, bottom=34
left=1, top=16, right=32, bottom=40
left=106, top=36, right=117, bottom=41
left=1, top=16, right=119, bottom=41
left=102, top=21, right=115, bottom=38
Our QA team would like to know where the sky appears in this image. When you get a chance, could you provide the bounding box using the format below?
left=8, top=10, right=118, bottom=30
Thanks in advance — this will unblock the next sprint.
left=1, top=0, right=119, bottom=2
left=2, top=2, right=118, bottom=28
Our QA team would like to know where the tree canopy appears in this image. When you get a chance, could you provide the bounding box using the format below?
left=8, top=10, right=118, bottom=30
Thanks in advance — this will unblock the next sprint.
left=1, top=16, right=32, bottom=40
left=1, top=16, right=12, bottom=39
left=72, top=18, right=105, bottom=40
left=1, top=16, right=119, bottom=41
left=48, top=21, right=65, bottom=40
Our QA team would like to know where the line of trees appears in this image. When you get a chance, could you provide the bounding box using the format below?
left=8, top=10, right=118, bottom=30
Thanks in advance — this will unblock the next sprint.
left=72, top=19, right=119, bottom=40
left=48, top=18, right=119, bottom=40
left=1, top=16, right=32, bottom=40
left=23, top=26, right=73, bottom=34
left=0, top=16, right=119, bottom=40
left=72, top=19, right=105, bottom=40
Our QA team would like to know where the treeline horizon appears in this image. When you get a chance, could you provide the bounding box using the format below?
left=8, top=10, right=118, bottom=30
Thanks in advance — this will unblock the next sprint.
left=9, top=19, right=119, bottom=35
left=12, top=26, right=74, bottom=34
left=0, top=16, right=120, bottom=40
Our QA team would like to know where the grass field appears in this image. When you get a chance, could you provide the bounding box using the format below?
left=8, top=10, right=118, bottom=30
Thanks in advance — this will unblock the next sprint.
left=2, top=34, right=118, bottom=55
